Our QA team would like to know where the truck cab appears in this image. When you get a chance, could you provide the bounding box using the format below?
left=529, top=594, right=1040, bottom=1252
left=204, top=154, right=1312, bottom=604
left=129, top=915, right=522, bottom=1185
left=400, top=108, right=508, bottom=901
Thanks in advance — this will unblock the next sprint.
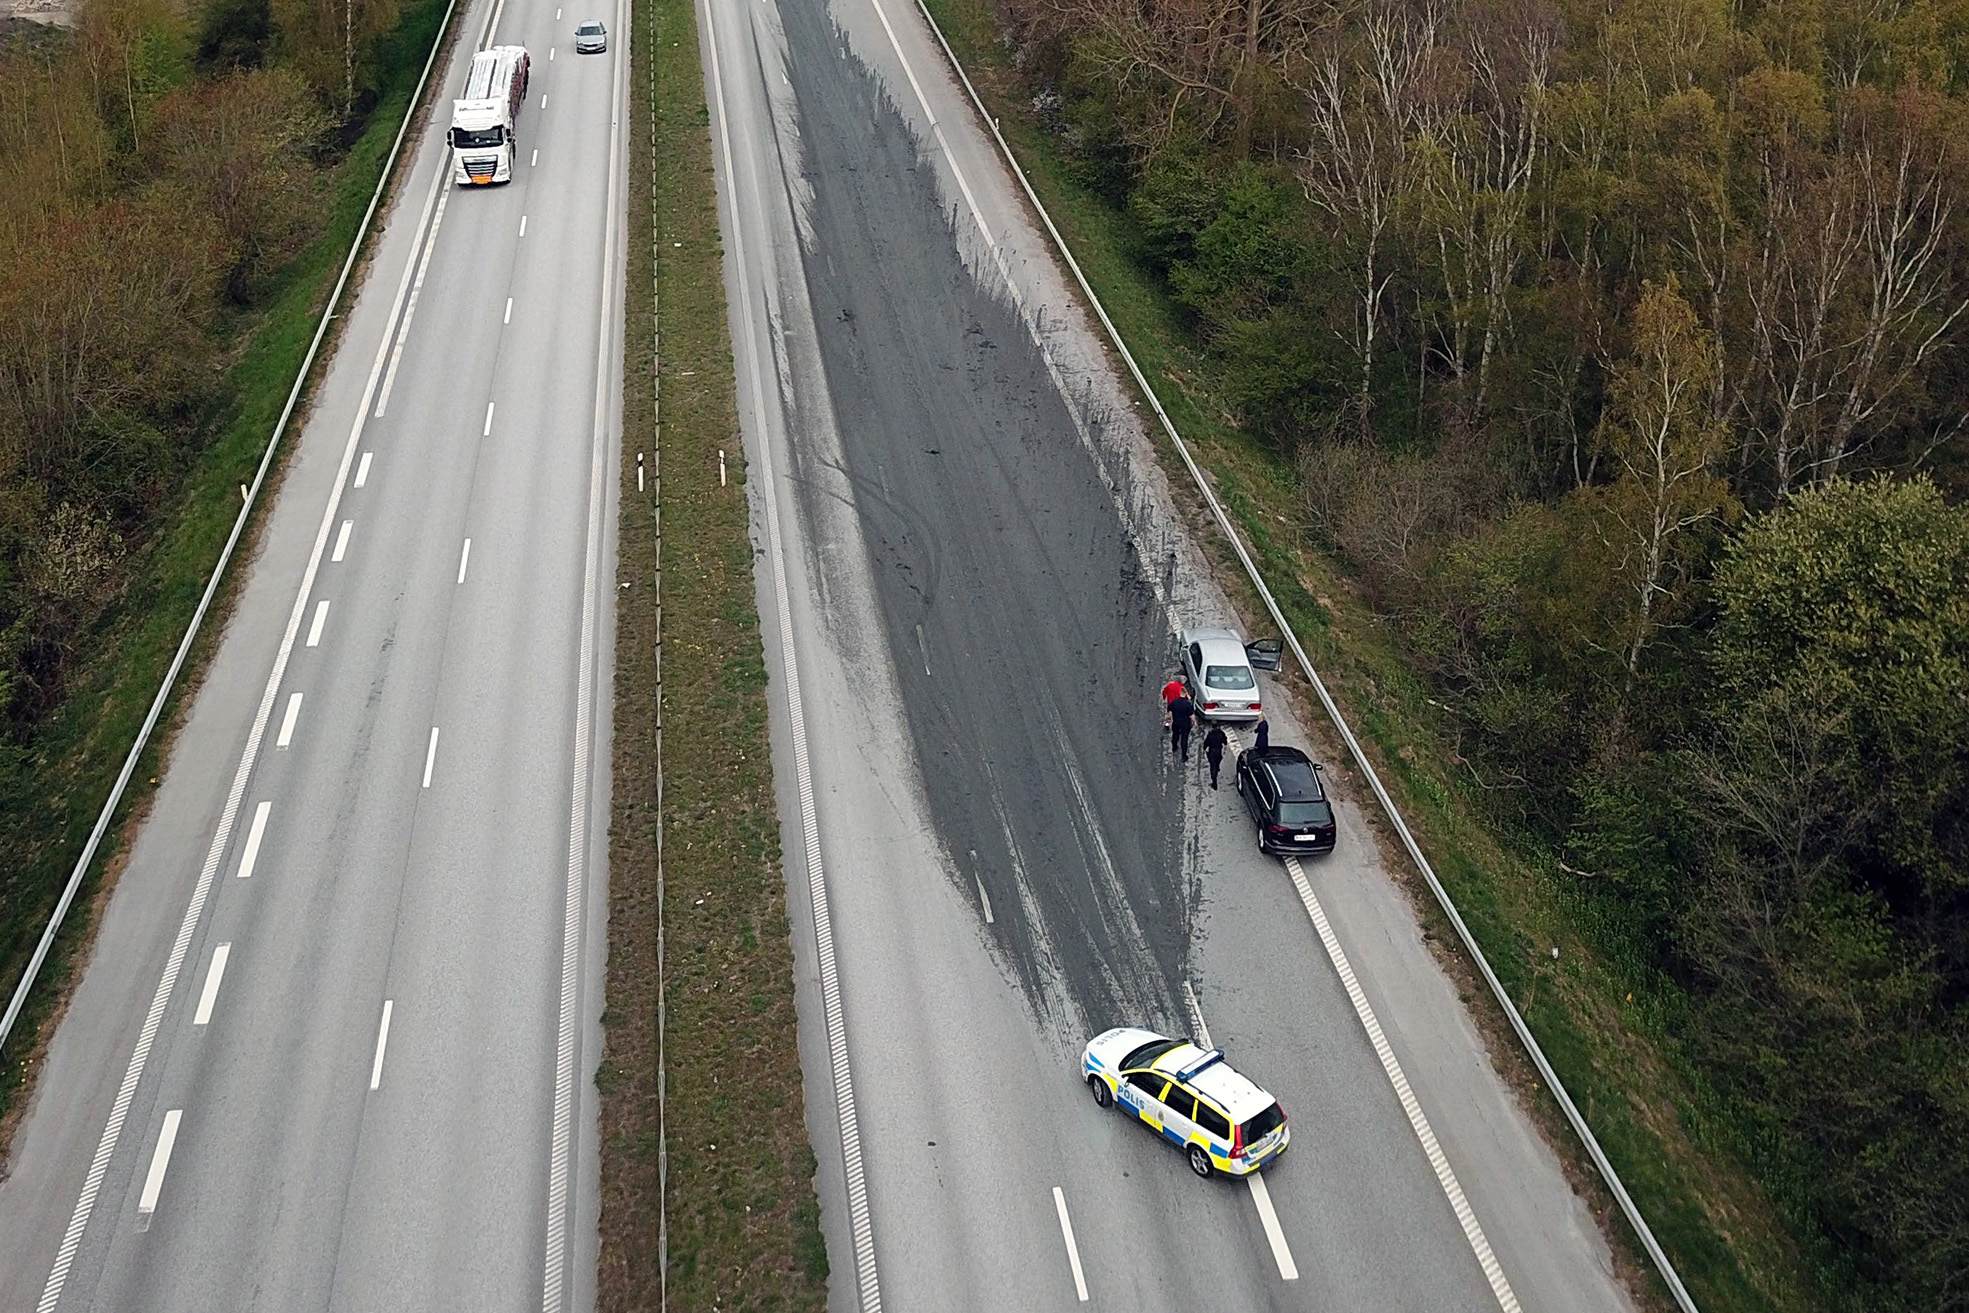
left=451, top=45, right=530, bottom=185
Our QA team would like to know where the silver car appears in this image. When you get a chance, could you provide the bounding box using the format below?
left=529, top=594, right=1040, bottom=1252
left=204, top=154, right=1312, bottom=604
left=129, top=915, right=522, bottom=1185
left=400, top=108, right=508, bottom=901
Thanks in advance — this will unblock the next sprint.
left=1178, top=626, right=1281, bottom=723
left=574, top=19, right=607, bottom=52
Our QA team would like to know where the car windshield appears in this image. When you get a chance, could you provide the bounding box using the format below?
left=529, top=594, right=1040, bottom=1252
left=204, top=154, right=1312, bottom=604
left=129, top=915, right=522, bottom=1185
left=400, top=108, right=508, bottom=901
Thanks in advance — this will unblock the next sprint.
left=1204, top=664, right=1255, bottom=690
left=1120, top=1037, right=1184, bottom=1069
left=1278, top=799, right=1333, bottom=827
left=578, top=21, right=602, bottom=32
left=452, top=126, right=503, bottom=148
left=1241, top=1101, right=1285, bottom=1141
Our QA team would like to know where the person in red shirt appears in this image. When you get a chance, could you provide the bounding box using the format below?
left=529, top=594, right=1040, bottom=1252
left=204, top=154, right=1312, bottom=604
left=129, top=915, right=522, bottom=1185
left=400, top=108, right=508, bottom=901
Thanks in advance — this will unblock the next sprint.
left=1161, top=676, right=1187, bottom=706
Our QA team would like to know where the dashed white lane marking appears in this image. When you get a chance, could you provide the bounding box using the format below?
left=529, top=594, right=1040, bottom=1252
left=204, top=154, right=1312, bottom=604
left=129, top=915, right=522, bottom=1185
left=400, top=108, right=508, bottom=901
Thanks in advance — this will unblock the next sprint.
left=135, top=1110, right=182, bottom=1227
left=1052, top=1187, right=1089, bottom=1301
left=307, top=600, right=330, bottom=648
left=531, top=148, right=538, bottom=166
left=1248, top=1171, right=1299, bottom=1279
left=369, top=1000, right=393, bottom=1090
left=968, top=850, right=993, bottom=923
left=483, top=401, right=496, bottom=436
left=519, top=215, right=528, bottom=237
left=332, top=521, right=352, bottom=562
left=276, top=692, right=302, bottom=748
left=1184, top=981, right=1300, bottom=1280
left=191, top=944, right=230, bottom=1026
left=702, top=2, right=880, bottom=1303
left=35, top=113, right=446, bottom=1309
left=375, top=174, right=452, bottom=418
left=457, top=538, right=472, bottom=584
left=504, top=297, right=513, bottom=324
left=354, top=451, right=373, bottom=487
left=1284, top=855, right=1521, bottom=1311
left=540, top=93, right=547, bottom=108
left=549, top=45, right=555, bottom=57
left=422, top=727, right=440, bottom=788
left=236, top=802, right=271, bottom=880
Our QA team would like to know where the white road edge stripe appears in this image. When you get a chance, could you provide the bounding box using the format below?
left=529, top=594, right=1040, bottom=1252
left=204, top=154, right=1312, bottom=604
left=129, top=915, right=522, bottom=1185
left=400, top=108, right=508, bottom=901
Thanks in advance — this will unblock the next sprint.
left=307, top=599, right=330, bottom=647
left=1051, top=1186, right=1089, bottom=1302
left=376, top=180, right=452, bottom=417
left=701, top=1, right=883, bottom=1305
left=191, top=944, right=230, bottom=1026
left=538, top=0, right=627, bottom=1299
left=457, top=538, right=472, bottom=584
left=236, top=801, right=271, bottom=880
left=33, top=17, right=456, bottom=1310
left=369, top=1000, right=393, bottom=1090
left=1183, top=982, right=1299, bottom=1281
left=422, top=727, right=440, bottom=788
left=135, top=1110, right=182, bottom=1224
left=1284, top=855, right=1521, bottom=1311
left=276, top=692, right=302, bottom=748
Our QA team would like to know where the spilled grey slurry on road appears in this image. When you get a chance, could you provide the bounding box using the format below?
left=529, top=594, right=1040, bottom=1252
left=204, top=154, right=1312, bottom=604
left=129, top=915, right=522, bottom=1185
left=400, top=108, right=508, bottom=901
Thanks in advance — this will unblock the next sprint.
left=775, top=0, right=1188, bottom=1035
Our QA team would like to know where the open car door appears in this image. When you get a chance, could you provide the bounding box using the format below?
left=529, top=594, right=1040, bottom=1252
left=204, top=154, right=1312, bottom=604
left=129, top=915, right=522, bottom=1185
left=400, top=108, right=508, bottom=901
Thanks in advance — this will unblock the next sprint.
left=1245, top=637, right=1284, bottom=673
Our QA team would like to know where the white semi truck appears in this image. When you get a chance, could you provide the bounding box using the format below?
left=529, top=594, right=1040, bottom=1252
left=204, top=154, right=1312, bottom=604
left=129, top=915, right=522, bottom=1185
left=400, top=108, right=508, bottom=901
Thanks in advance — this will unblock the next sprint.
left=450, top=45, right=531, bottom=185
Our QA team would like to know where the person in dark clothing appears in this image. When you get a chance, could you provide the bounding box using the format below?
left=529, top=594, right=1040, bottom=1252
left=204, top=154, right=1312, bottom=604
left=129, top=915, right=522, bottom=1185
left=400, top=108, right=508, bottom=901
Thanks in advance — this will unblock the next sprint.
left=1168, top=694, right=1195, bottom=760
left=1203, top=725, right=1228, bottom=788
left=1253, top=717, right=1270, bottom=752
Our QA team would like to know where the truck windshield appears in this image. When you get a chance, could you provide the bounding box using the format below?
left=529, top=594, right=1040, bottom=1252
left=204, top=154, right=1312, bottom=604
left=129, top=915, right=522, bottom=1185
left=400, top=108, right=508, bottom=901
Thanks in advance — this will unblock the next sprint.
left=451, top=126, right=504, bottom=149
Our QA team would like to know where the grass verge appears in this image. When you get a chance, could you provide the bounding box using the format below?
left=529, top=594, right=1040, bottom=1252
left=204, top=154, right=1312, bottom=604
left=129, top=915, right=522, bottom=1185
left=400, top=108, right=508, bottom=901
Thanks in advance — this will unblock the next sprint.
left=914, top=1, right=1822, bottom=1309
left=595, top=0, right=829, bottom=1304
left=0, top=0, right=454, bottom=1140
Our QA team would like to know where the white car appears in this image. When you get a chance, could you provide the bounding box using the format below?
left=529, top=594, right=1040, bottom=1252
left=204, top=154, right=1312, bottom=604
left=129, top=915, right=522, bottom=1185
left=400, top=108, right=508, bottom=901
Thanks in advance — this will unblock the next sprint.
left=1082, top=1027, right=1289, bottom=1177
left=1178, top=627, right=1281, bottom=723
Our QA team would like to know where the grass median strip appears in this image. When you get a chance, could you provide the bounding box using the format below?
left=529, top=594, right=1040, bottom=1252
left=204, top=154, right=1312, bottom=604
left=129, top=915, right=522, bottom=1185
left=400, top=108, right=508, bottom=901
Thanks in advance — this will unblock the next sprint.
left=596, top=0, right=828, bottom=1305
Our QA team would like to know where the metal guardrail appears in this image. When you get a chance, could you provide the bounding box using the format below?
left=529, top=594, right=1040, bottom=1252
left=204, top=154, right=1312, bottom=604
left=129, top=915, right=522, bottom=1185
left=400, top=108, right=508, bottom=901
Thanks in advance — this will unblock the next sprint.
left=907, top=8, right=1702, bottom=1310
left=0, top=0, right=463, bottom=1060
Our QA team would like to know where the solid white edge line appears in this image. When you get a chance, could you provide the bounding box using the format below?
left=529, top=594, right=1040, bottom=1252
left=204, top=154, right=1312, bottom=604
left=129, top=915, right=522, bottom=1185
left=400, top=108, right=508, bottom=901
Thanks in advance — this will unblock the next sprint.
left=354, top=451, right=373, bottom=487
left=191, top=944, right=230, bottom=1026
left=236, top=801, right=272, bottom=880
left=1285, top=855, right=1519, bottom=1311
left=135, top=1109, right=182, bottom=1219
left=422, top=727, right=440, bottom=789
left=307, top=599, right=330, bottom=647
left=1051, top=1186, right=1089, bottom=1301
left=376, top=180, right=453, bottom=417
left=538, top=0, right=628, bottom=1298
left=369, top=1000, right=393, bottom=1090
left=1247, top=1172, right=1300, bottom=1280
left=458, top=538, right=472, bottom=584
left=29, top=0, right=462, bottom=1297
left=333, top=520, right=352, bottom=561
left=701, top=0, right=883, bottom=1305
left=276, top=692, right=303, bottom=748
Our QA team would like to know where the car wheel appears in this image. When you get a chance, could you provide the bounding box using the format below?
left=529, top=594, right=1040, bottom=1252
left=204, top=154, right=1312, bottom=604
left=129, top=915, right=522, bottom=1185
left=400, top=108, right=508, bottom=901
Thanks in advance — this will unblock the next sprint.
left=1256, top=821, right=1268, bottom=852
left=1187, top=1144, right=1213, bottom=1178
left=1089, top=1075, right=1113, bottom=1108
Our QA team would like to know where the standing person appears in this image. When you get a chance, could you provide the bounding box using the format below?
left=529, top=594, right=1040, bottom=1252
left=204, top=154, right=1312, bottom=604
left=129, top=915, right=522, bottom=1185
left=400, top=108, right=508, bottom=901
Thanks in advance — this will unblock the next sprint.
left=1161, top=674, right=1187, bottom=706
left=1168, top=692, right=1195, bottom=761
left=1253, top=717, right=1270, bottom=752
left=1203, top=724, right=1228, bottom=788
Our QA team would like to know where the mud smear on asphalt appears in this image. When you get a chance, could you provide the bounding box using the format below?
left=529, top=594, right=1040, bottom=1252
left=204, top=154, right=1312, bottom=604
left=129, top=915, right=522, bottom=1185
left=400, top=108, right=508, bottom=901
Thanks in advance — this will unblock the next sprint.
left=777, top=2, right=1187, bottom=1035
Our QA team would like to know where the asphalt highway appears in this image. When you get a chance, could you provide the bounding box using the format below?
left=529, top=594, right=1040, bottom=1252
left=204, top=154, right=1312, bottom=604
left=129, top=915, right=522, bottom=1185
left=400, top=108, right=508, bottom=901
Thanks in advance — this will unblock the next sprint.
left=0, top=0, right=625, bottom=1306
left=703, top=0, right=1642, bottom=1307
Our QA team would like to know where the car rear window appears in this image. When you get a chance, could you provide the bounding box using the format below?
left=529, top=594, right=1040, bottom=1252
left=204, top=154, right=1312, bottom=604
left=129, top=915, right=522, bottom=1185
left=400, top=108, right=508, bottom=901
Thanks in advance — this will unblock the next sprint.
left=1241, top=1101, right=1285, bottom=1142
left=1204, top=664, right=1255, bottom=689
left=1120, top=1037, right=1184, bottom=1068
left=1278, top=799, right=1333, bottom=827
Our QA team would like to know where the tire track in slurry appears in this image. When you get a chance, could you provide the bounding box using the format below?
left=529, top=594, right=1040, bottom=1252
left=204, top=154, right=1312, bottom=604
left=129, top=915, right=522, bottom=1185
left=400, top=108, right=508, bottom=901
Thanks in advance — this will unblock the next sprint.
left=777, top=3, right=1187, bottom=1034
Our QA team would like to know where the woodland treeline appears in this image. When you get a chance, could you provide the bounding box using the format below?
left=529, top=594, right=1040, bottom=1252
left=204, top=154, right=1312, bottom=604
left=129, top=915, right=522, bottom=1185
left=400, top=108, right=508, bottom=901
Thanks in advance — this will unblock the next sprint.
left=995, top=0, right=1968, bottom=1303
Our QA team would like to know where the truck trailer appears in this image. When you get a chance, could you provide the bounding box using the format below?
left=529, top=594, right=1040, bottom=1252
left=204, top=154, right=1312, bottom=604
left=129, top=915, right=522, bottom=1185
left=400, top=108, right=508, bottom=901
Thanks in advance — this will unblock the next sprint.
left=450, top=45, right=531, bottom=185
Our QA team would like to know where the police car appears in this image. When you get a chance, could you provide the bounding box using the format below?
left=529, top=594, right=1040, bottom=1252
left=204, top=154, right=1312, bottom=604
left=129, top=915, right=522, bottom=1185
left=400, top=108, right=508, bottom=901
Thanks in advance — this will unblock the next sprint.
left=1082, top=1027, right=1289, bottom=1177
